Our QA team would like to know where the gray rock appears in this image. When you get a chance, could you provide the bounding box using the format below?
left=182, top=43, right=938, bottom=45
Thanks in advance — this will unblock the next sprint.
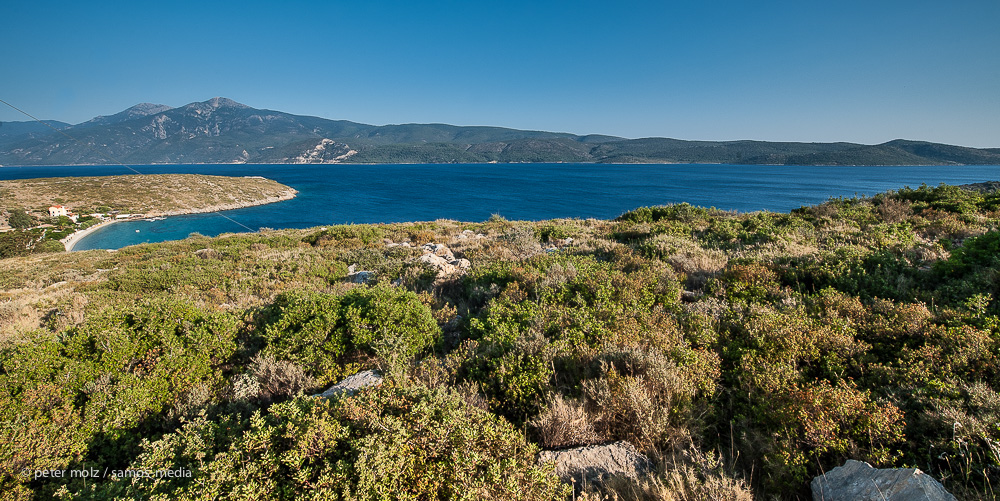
left=194, top=248, right=220, bottom=259
left=426, top=243, right=454, bottom=261
left=348, top=270, right=375, bottom=284
left=538, top=441, right=651, bottom=486
left=450, top=258, right=471, bottom=270
left=811, top=460, right=956, bottom=501
left=315, top=370, right=383, bottom=399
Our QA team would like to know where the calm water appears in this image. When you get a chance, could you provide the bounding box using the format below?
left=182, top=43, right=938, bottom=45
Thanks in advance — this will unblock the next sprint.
left=1, top=163, right=997, bottom=250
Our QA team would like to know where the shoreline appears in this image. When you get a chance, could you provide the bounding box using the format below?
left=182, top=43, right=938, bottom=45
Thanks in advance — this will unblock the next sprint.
left=62, top=219, right=119, bottom=252
left=60, top=189, right=298, bottom=252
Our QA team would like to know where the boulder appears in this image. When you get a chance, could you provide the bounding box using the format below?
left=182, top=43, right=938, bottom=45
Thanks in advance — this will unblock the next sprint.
left=422, top=243, right=455, bottom=261
left=419, top=253, right=457, bottom=275
left=346, top=264, right=375, bottom=283
left=348, top=271, right=374, bottom=283
left=314, top=370, right=383, bottom=399
left=408, top=243, right=471, bottom=279
left=538, top=441, right=651, bottom=487
left=811, top=460, right=956, bottom=501
left=194, top=248, right=220, bottom=259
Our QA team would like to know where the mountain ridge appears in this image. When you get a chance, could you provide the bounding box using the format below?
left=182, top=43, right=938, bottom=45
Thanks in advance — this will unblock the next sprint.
left=2, top=97, right=998, bottom=166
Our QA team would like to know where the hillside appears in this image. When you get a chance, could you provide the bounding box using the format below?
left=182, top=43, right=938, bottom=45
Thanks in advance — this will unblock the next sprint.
left=0, top=174, right=297, bottom=255
left=1, top=183, right=998, bottom=499
left=0, top=173, right=296, bottom=218
left=2, top=97, right=998, bottom=166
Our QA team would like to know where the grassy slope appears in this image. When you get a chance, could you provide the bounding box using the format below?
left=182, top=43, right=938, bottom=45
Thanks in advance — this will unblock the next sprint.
left=0, top=174, right=296, bottom=217
left=1, top=183, right=999, bottom=500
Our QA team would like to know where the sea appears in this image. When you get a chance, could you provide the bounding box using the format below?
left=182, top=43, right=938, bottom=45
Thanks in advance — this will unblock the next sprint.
left=1, top=163, right=997, bottom=251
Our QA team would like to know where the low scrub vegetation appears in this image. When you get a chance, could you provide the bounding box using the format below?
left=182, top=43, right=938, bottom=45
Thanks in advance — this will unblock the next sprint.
left=1, top=183, right=998, bottom=499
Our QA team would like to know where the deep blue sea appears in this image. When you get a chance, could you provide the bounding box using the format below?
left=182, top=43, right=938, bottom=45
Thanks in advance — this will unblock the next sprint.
left=1, top=163, right=997, bottom=250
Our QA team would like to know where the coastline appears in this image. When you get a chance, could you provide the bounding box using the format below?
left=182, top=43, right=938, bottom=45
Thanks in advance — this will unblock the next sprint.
left=60, top=189, right=298, bottom=251
left=62, top=219, right=119, bottom=252
left=143, top=189, right=298, bottom=217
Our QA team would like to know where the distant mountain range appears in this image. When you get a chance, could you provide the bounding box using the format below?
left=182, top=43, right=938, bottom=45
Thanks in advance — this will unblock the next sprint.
left=2, top=97, right=998, bottom=166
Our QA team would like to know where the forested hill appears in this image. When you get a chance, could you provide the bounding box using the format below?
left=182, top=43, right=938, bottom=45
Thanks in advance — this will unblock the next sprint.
left=2, top=97, right=998, bottom=166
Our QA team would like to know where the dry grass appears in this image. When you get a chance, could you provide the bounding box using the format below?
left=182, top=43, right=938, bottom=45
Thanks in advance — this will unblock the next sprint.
left=0, top=174, right=295, bottom=217
left=0, top=249, right=109, bottom=341
left=530, top=393, right=603, bottom=449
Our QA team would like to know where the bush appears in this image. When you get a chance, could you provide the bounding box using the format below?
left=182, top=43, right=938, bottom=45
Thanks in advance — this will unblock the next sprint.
left=7, top=209, right=34, bottom=229
left=89, top=385, right=569, bottom=500
left=261, top=285, right=440, bottom=381
left=0, top=298, right=240, bottom=496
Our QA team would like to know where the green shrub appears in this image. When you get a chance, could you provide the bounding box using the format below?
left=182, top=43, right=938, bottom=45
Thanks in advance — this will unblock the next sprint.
left=261, top=285, right=440, bottom=380
left=89, top=385, right=569, bottom=500
left=7, top=209, right=34, bottom=229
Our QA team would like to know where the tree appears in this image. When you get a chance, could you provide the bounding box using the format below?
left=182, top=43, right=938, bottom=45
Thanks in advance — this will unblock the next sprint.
left=0, top=230, right=35, bottom=258
left=7, top=209, right=34, bottom=229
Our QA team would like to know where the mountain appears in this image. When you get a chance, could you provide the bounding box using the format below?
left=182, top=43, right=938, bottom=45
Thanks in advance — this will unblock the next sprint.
left=80, top=103, right=174, bottom=127
left=0, top=120, right=71, bottom=150
left=1, top=97, right=998, bottom=166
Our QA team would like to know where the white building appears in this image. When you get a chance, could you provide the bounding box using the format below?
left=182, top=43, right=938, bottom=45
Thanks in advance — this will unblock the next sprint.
left=49, top=205, right=68, bottom=218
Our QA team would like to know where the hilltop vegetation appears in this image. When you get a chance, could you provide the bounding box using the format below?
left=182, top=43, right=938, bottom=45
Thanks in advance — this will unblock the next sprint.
left=1, top=183, right=999, bottom=499
left=0, top=174, right=295, bottom=218
left=3, top=98, right=999, bottom=166
left=0, top=174, right=296, bottom=257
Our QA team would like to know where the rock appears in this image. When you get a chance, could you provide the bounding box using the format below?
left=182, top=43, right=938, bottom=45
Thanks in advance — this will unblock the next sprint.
left=419, top=253, right=457, bottom=276
left=411, top=243, right=470, bottom=279
left=194, top=248, right=220, bottom=259
left=314, top=370, right=383, bottom=399
left=538, top=441, right=651, bottom=487
left=421, top=243, right=454, bottom=261
left=348, top=270, right=375, bottom=284
left=811, top=460, right=956, bottom=501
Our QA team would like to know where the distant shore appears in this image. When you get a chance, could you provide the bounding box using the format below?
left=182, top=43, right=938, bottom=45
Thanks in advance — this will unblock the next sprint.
left=60, top=190, right=298, bottom=251
left=143, top=190, right=297, bottom=217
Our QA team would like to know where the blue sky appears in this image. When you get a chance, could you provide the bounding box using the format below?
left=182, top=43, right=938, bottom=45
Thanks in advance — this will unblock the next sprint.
left=4, top=0, right=998, bottom=147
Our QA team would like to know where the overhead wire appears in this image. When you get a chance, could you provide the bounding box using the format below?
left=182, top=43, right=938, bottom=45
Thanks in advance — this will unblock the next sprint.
left=0, top=98, right=257, bottom=233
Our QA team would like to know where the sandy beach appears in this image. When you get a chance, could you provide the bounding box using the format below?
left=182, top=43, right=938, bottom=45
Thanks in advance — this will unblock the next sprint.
left=61, top=219, right=120, bottom=252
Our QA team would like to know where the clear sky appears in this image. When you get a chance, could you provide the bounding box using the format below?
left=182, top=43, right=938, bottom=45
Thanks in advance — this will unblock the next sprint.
left=3, top=0, right=998, bottom=147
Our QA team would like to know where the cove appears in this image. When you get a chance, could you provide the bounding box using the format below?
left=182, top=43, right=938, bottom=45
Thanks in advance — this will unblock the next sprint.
left=1, top=163, right=996, bottom=250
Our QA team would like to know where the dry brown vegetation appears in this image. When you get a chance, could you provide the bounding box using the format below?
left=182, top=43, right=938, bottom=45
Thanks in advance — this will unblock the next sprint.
left=0, top=174, right=296, bottom=218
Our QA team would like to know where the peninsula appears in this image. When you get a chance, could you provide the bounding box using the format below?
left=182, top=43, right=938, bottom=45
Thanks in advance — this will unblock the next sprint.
left=0, top=173, right=297, bottom=253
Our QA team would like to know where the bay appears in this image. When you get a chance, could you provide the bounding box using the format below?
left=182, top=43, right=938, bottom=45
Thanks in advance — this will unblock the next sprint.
left=1, top=163, right=997, bottom=251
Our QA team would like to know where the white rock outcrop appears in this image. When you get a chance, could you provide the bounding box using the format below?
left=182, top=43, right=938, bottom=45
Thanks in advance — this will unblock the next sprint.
left=415, top=243, right=470, bottom=278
